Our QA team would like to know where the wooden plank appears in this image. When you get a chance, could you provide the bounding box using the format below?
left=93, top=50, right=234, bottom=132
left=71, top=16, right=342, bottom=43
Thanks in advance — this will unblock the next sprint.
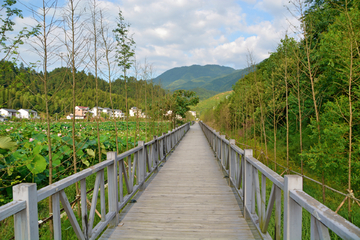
left=100, top=123, right=259, bottom=240
left=263, top=184, right=276, bottom=233
left=59, top=190, right=85, bottom=240
left=52, top=193, right=61, bottom=240
left=107, top=153, right=118, bottom=227
left=88, top=170, right=101, bottom=236
left=291, top=189, right=360, bottom=240
left=275, top=185, right=281, bottom=240
left=100, top=170, right=106, bottom=221
left=80, top=179, right=87, bottom=236
left=13, top=183, right=39, bottom=240
left=0, top=200, right=26, bottom=221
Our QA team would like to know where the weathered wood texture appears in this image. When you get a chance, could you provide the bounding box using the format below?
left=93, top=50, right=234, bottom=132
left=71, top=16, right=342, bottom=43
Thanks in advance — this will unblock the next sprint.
left=99, top=123, right=260, bottom=240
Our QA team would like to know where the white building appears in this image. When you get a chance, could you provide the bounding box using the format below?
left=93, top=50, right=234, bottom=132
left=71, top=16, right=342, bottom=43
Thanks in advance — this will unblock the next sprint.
left=18, top=109, right=38, bottom=119
left=129, top=107, right=142, bottom=117
left=189, top=111, right=196, bottom=118
left=89, top=107, right=101, bottom=117
left=66, top=114, right=85, bottom=120
left=0, top=109, right=19, bottom=118
left=111, top=109, right=125, bottom=118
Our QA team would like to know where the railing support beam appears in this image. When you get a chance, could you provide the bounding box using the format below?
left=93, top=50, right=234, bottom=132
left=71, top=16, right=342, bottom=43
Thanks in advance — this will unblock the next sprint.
left=284, top=175, right=303, bottom=240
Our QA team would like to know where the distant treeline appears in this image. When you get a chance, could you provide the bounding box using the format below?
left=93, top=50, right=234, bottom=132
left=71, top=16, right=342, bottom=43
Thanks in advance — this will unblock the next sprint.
left=0, top=61, right=166, bottom=117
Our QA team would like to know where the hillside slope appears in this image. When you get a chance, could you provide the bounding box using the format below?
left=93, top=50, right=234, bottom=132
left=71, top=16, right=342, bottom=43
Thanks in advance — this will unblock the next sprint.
left=153, top=64, right=235, bottom=89
left=153, top=64, right=251, bottom=100
left=191, top=91, right=233, bottom=116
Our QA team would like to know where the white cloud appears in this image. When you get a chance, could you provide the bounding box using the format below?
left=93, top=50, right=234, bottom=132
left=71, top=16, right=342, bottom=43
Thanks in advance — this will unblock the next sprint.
left=2, top=0, right=298, bottom=76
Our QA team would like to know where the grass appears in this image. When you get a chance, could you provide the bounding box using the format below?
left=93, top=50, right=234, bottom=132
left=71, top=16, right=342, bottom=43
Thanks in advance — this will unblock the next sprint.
left=191, top=91, right=233, bottom=116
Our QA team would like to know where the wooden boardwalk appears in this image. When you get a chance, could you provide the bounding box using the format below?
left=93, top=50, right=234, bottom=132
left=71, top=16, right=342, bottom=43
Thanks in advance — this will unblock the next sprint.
left=100, top=123, right=261, bottom=239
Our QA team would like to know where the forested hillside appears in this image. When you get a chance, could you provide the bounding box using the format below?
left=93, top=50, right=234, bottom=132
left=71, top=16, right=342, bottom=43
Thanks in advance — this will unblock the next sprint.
left=202, top=0, right=360, bottom=221
left=153, top=64, right=250, bottom=100
left=0, top=61, right=165, bottom=117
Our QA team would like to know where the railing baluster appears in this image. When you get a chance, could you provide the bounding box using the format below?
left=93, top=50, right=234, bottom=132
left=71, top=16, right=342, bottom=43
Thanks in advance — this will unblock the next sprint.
left=119, top=160, right=124, bottom=204
left=107, top=152, right=118, bottom=227
left=244, top=149, right=253, bottom=219
left=138, top=141, right=145, bottom=191
left=89, top=170, right=102, bottom=236
left=59, top=190, right=85, bottom=240
left=52, top=192, right=61, bottom=240
left=275, top=185, right=282, bottom=240
left=311, top=215, right=330, bottom=240
left=253, top=167, right=261, bottom=216
left=261, top=174, right=266, bottom=230
left=128, top=155, right=133, bottom=193
left=229, top=140, right=236, bottom=186
left=80, top=179, right=87, bottom=236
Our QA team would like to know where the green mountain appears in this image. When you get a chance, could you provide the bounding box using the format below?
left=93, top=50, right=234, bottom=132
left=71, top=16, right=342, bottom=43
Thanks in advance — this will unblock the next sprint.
left=153, top=64, right=250, bottom=100
left=153, top=64, right=235, bottom=89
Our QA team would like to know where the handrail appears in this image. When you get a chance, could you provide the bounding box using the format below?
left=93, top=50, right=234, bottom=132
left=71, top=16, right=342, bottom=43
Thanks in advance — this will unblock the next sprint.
left=0, top=122, right=191, bottom=240
left=199, top=121, right=360, bottom=240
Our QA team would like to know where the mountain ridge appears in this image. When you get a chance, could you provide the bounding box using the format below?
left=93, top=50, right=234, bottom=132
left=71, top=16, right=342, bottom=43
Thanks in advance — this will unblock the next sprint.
left=153, top=64, right=250, bottom=100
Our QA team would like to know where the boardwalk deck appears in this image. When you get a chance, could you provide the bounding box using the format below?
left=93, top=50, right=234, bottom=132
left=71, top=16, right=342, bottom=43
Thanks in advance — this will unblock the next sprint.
left=100, top=123, right=261, bottom=239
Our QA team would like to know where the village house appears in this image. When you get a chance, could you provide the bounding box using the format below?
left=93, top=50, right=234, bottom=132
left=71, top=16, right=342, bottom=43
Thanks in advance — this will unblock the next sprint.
left=66, top=106, right=89, bottom=120
left=111, top=109, right=125, bottom=118
left=0, top=108, right=19, bottom=119
left=129, top=107, right=142, bottom=117
left=75, top=106, right=89, bottom=117
left=89, top=106, right=102, bottom=117
left=18, top=109, right=38, bottom=119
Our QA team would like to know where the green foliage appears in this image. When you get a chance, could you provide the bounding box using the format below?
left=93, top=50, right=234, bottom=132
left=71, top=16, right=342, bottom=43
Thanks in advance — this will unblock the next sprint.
left=189, top=87, right=219, bottom=100
left=170, top=90, right=199, bottom=119
left=191, top=91, right=232, bottom=116
left=113, top=9, right=135, bottom=72
left=0, top=62, right=165, bottom=116
left=0, top=121, right=170, bottom=203
left=153, top=64, right=251, bottom=94
left=202, top=1, right=360, bottom=222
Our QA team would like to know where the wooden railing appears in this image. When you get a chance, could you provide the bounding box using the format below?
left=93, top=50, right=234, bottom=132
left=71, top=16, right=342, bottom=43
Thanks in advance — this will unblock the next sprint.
left=199, top=121, right=360, bottom=240
left=0, top=122, right=190, bottom=240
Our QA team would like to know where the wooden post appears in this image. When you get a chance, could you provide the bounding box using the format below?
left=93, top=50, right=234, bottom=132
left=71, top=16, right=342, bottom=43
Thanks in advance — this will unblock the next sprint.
left=107, top=152, right=119, bottom=227
left=212, top=132, right=216, bottom=152
left=229, top=139, right=236, bottom=186
left=13, top=183, right=39, bottom=240
left=243, top=149, right=253, bottom=220
left=168, top=130, right=171, bottom=151
left=52, top=192, right=61, bottom=240
left=220, top=135, right=226, bottom=167
left=284, top=175, right=303, bottom=240
left=138, top=141, right=145, bottom=190
left=153, top=136, right=158, bottom=172
left=80, top=179, right=87, bottom=237
left=162, top=133, right=167, bottom=161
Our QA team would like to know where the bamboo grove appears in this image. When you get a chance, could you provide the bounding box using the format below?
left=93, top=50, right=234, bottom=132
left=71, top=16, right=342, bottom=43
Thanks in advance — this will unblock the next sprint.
left=202, top=0, right=360, bottom=222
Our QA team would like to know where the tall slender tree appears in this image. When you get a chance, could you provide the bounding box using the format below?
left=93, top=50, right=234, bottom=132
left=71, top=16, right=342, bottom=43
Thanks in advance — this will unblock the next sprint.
left=113, top=9, right=135, bottom=149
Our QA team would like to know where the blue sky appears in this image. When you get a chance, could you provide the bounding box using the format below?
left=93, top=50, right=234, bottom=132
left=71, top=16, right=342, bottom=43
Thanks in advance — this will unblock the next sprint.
left=4, top=0, right=298, bottom=77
